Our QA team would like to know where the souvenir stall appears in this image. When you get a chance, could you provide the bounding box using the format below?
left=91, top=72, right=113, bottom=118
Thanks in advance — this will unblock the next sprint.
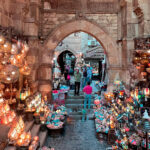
left=0, top=33, right=59, bottom=150
left=93, top=80, right=150, bottom=150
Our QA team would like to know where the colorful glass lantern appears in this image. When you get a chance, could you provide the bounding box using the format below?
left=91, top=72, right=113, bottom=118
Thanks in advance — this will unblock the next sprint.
left=94, top=99, right=100, bottom=105
left=144, top=88, right=150, bottom=97
left=0, top=35, right=5, bottom=45
left=104, top=92, right=114, bottom=101
left=114, top=80, right=122, bottom=85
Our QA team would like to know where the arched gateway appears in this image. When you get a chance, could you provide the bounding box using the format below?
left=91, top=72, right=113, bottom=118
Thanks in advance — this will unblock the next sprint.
left=38, top=19, right=125, bottom=100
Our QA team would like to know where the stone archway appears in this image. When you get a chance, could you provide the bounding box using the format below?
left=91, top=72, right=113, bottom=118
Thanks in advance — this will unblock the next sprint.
left=38, top=19, right=125, bottom=100
left=54, top=48, right=77, bottom=60
left=45, top=19, right=120, bottom=68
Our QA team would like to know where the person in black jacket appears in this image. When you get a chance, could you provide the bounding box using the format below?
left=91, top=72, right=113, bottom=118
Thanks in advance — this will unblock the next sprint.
left=83, top=66, right=87, bottom=88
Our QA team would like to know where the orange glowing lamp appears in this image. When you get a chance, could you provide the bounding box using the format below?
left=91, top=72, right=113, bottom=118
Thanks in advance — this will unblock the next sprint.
left=104, top=92, right=114, bottom=101
left=16, top=139, right=24, bottom=146
left=33, top=136, right=39, bottom=141
left=4, top=103, right=10, bottom=113
left=20, top=132, right=26, bottom=140
left=1, top=115, right=9, bottom=124
left=26, top=132, right=31, bottom=140
left=18, top=117, right=25, bottom=131
left=8, top=128, right=19, bottom=141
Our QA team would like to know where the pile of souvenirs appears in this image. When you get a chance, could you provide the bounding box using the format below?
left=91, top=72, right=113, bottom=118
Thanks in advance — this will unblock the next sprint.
left=46, top=105, right=67, bottom=130
left=94, top=81, right=150, bottom=150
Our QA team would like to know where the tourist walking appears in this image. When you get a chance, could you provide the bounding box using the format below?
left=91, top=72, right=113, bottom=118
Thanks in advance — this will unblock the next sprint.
left=83, top=66, right=87, bottom=88
left=83, top=81, right=93, bottom=109
left=74, top=69, right=81, bottom=95
left=87, top=66, right=92, bottom=83
left=66, top=74, right=71, bottom=86
left=64, top=69, right=68, bottom=81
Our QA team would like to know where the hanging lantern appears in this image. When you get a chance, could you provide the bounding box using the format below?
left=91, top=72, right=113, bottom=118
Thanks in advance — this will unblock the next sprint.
left=16, top=139, right=24, bottom=146
left=26, top=132, right=31, bottom=140
left=15, top=54, right=25, bottom=67
left=0, top=97, right=4, bottom=103
left=144, top=88, right=150, bottom=97
left=8, top=127, right=19, bottom=141
left=20, top=63, right=31, bottom=76
left=11, top=44, right=18, bottom=55
left=0, top=65, right=19, bottom=84
left=18, top=116, right=25, bottom=131
left=33, top=136, right=39, bottom=141
left=133, top=57, right=141, bottom=64
left=21, top=43, right=29, bottom=55
left=140, top=58, right=149, bottom=65
left=4, top=103, right=10, bottom=112
left=1, top=57, right=8, bottom=65
left=0, top=35, right=5, bottom=45
left=3, top=41, right=12, bottom=53
left=1, top=115, right=9, bottom=124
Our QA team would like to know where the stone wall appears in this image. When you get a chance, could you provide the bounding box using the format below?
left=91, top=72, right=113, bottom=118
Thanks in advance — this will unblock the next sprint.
left=42, top=13, right=118, bottom=41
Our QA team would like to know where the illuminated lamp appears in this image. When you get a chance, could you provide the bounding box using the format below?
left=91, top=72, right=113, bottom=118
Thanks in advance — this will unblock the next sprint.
left=94, top=99, right=100, bottom=105
left=3, top=41, right=12, bottom=53
left=0, top=35, right=5, bottom=45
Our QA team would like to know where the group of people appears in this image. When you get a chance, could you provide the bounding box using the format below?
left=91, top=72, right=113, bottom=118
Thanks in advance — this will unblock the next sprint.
left=56, top=64, right=106, bottom=110
left=74, top=65, right=93, bottom=109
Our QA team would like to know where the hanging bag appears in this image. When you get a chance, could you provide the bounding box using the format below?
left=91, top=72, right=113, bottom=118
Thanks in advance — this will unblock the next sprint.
left=67, top=74, right=70, bottom=80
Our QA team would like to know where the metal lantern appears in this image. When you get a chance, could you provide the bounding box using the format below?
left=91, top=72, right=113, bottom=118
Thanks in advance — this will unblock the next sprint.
left=19, top=63, right=31, bottom=76
left=0, top=35, right=5, bottom=45
left=3, top=41, right=12, bottom=53
left=11, top=44, right=18, bottom=55
left=0, top=65, right=19, bottom=84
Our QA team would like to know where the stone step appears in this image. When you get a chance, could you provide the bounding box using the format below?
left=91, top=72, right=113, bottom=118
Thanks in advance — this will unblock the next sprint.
left=25, top=120, right=34, bottom=132
left=67, top=95, right=84, bottom=99
left=4, top=146, right=16, bottom=150
left=66, top=99, right=94, bottom=104
left=69, top=115, right=83, bottom=120
left=66, top=104, right=94, bottom=110
left=31, top=124, right=41, bottom=138
left=39, top=130, right=48, bottom=147
left=66, top=99, right=84, bottom=104
left=69, top=90, right=84, bottom=94
left=69, top=111, right=83, bottom=115
left=69, top=114, right=94, bottom=120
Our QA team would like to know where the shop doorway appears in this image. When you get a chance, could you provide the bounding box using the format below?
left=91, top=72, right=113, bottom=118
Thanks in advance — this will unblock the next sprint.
left=57, top=50, right=76, bottom=75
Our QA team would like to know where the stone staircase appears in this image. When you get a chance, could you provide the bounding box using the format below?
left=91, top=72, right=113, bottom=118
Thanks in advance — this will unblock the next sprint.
left=4, top=120, right=48, bottom=150
left=65, top=90, right=94, bottom=120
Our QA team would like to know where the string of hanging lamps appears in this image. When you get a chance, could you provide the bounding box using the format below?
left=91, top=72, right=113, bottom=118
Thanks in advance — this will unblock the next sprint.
left=0, top=34, right=31, bottom=84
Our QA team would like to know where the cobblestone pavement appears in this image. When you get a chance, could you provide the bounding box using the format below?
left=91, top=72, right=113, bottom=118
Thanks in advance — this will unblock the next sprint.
left=45, top=120, right=110, bottom=150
